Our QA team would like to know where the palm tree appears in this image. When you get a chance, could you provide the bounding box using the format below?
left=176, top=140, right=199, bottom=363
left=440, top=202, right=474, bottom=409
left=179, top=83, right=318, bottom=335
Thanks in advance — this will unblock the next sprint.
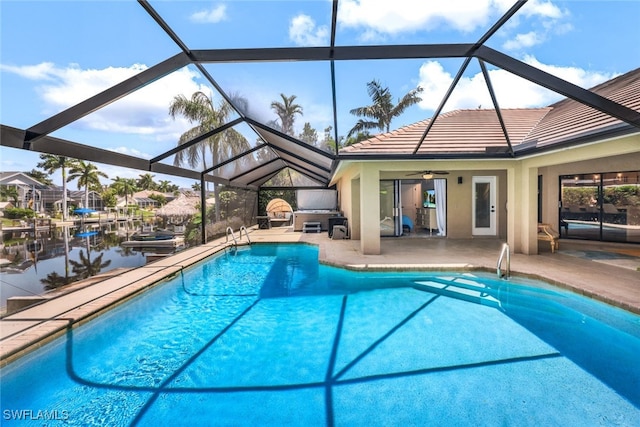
left=69, top=250, right=111, bottom=280
left=27, top=169, right=54, bottom=186
left=157, top=180, right=172, bottom=193
left=348, top=80, right=423, bottom=137
left=111, top=177, right=138, bottom=215
left=270, top=94, right=303, bottom=136
left=41, top=272, right=73, bottom=291
left=169, top=91, right=250, bottom=222
left=137, top=173, right=156, bottom=191
left=37, top=154, right=78, bottom=220
left=67, top=160, right=108, bottom=210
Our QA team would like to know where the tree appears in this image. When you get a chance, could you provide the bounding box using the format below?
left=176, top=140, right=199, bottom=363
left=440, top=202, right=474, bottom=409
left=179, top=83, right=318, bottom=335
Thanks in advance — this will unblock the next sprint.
left=348, top=80, right=423, bottom=137
left=319, top=125, right=344, bottom=153
left=169, top=91, right=250, bottom=222
left=0, top=185, right=19, bottom=205
left=137, top=173, right=156, bottom=191
left=344, top=131, right=372, bottom=146
left=26, top=169, right=54, bottom=186
left=298, top=122, right=318, bottom=145
left=67, top=160, right=108, bottom=209
left=157, top=180, right=172, bottom=193
left=148, top=193, right=167, bottom=207
left=110, top=177, right=138, bottom=209
left=270, top=94, right=303, bottom=136
left=69, top=250, right=111, bottom=280
left=37, top=154, right=78, bottom=220
left=100, top=188, right=117, bottom=208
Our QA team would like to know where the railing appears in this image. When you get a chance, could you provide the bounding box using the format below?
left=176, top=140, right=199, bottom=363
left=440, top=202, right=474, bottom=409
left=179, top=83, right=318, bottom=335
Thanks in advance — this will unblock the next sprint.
left=497, top=242, right=510, bottom=279
left=225, top=226, right=238, bottom=247
left=239, top=225, right=251, bottom=245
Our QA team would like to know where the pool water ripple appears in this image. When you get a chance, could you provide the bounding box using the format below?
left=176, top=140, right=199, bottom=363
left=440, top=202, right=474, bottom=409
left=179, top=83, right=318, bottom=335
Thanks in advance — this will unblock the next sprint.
left=1, top=243, right=639, bottom=426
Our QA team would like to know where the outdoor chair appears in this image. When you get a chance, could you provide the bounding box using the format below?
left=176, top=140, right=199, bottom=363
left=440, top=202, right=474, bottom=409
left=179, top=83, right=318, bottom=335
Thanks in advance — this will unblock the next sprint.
left=538, top=223, right=560, bottom=253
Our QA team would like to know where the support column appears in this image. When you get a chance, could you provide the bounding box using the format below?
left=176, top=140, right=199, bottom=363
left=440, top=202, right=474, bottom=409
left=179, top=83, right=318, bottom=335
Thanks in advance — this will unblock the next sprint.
left=513, top=164, right=538, bottom=254
left=360, top=164, right=380, bottom=255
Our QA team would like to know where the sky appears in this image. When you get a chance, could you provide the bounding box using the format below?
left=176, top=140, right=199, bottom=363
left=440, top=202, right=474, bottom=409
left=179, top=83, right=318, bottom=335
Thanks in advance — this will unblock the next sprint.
left=1, top=0, right=639, bottom=190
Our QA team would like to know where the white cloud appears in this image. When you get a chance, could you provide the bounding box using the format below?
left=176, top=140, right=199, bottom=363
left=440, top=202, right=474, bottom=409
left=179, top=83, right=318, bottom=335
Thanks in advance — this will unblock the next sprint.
left=190, top=4, right=227, bottom=24
left=338, top=0, right=498, bottom=36
left=523, top=0, right=564, bottom=20
left=2, top=62, right=212, bottom=140
left=0, top=62, right=57, bottom=80
left=502, top=31, right=543, bottom=50
left=110, top=146, right=153, bottom=160
left=521, top=55, right=617, bottom=89
left=289, top=14, right=329, bottom=46
left=417, top=57, right=617, bottom=112
left=501, top=0, right=570, bottom=52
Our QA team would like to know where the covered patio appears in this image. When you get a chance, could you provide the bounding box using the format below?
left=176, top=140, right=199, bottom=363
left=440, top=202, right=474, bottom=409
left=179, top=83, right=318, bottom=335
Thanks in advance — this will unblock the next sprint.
left=2, top=0, right=639, bottom=257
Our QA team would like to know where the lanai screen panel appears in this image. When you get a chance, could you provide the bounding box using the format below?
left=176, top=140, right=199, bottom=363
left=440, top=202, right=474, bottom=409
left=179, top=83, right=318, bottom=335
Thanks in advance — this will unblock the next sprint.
left=252, top=126, right=333, bottom=180
left=230, top=158, right=288, bottom=188
left=148, top=0, right=333, bottom=50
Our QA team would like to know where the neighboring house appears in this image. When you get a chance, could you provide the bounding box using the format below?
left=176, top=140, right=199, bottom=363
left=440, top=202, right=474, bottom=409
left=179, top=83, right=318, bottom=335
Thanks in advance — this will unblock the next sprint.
left=40, top=187, right=78, bottom=215
left=0, top=172, right=45, bottom=212
left=330, top=68, right=640, bottom=255
left=127, top=190, right=174, bottom=210
left=0, top=173, right=105, bottom=215
left=68, top=190, right=104, bottom=211
left=40, top=188, right=103, bottom=214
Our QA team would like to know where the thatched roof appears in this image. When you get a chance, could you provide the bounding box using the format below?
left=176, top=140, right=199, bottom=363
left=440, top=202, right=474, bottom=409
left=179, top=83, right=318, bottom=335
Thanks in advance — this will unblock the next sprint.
left=155, top=194, right=199, bottom=218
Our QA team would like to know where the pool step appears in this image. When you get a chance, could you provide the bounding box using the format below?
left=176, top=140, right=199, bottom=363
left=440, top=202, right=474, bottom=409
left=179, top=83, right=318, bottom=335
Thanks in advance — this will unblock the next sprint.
left=414, top=277, right=501, bottom=309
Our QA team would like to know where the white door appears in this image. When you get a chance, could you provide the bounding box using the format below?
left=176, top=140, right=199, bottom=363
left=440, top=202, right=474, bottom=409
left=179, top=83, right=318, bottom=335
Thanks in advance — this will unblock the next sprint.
left=472, top=176, right=497, bottom=236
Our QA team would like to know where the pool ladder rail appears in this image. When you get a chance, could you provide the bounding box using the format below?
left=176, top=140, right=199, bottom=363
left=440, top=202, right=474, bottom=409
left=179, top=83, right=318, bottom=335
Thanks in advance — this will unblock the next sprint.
left=497, top=242, right=510, bottom=279
left=226, top=225, right=252, bottom=249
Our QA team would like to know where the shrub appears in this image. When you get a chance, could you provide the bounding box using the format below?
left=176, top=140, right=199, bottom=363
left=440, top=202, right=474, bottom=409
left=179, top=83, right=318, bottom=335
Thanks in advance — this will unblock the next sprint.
left=4, top=208, right=36, bottom=219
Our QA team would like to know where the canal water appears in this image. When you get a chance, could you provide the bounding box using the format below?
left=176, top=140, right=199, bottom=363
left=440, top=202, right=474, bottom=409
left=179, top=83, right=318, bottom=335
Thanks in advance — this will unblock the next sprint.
left=0, top=221, right=187, bottom=311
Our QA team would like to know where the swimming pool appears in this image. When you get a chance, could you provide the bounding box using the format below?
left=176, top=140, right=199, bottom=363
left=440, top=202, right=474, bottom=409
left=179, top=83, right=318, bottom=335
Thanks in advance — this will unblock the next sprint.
left=1, top=243, right=639, bottom=425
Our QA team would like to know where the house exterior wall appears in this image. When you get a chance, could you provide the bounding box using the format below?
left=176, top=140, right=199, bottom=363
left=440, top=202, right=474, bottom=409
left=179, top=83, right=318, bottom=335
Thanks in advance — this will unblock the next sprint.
left=332, top=133, right=639, bottom=255
left=533, top=134, right=640, bottom=235
left=332, top=160, right=516, bottom=255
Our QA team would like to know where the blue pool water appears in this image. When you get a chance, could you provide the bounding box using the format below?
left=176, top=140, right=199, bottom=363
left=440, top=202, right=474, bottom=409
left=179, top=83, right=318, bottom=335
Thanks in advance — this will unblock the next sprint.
left=1, top=243, right=639, bottom=426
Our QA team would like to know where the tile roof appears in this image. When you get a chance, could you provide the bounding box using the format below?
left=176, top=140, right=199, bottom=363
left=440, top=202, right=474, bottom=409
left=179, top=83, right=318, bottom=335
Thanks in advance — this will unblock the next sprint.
left=340, top=68, right=640, bottom=156
left=526, top=68, right=640, bottom=147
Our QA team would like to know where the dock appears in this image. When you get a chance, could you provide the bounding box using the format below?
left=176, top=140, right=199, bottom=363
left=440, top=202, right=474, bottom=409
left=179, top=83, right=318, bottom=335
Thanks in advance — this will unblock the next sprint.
left=120, top=237, right=185, bottom=248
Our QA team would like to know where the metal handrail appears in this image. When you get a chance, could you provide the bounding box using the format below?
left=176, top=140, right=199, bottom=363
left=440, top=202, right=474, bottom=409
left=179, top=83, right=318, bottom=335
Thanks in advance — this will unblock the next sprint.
left=225, top=226, right=238, bottom=247
left=497, top=242, right=510, bottom=278
left=239, top=225, right=251, bottom=244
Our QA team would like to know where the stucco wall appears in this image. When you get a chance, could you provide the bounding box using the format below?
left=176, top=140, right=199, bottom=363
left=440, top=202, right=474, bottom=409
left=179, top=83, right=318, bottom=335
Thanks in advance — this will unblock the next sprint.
left=445, top=170, right=508, bottom=239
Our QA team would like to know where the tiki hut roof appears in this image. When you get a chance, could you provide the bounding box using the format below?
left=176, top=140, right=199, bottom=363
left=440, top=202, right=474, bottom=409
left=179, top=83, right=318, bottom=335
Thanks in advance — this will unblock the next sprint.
left=155, top=194, right=199, bottom=218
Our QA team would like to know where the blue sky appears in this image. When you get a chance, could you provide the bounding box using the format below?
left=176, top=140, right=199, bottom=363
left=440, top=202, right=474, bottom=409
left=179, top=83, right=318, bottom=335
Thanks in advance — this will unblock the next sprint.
left=1, top=0, right=639, bottom=189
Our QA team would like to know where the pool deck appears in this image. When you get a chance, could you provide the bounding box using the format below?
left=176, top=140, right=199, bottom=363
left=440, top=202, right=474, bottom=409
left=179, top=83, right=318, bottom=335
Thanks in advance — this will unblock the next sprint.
left=1, top=225, right=639, bottom=365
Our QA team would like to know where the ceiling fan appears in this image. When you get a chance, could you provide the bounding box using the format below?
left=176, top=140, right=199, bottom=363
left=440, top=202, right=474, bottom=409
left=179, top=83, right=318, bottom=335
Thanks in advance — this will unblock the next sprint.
left=406, top=170, right=450, bottom=179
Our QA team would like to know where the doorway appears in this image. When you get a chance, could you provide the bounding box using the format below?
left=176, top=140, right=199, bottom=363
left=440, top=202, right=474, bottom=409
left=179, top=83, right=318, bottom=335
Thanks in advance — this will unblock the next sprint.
left=472, top=176, right=497, bottom=236
left=380, top=180, right=401, bottom=236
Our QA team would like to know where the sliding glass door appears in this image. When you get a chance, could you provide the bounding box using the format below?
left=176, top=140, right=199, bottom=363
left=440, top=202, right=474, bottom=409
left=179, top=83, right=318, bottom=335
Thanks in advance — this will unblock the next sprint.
left=560, top=171, right=640, bottom=243
left=380, top=180, right=401, bottom=236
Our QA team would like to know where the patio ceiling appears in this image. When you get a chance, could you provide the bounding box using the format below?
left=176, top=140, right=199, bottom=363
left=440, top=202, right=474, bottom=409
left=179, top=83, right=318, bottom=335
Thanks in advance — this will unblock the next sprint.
left=1, top=0, right=639, bottom=190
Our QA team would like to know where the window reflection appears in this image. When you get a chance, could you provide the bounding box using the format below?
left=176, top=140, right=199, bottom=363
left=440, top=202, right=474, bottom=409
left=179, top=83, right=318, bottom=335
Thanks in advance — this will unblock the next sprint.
left=560, top=171, right=640, bottom=243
